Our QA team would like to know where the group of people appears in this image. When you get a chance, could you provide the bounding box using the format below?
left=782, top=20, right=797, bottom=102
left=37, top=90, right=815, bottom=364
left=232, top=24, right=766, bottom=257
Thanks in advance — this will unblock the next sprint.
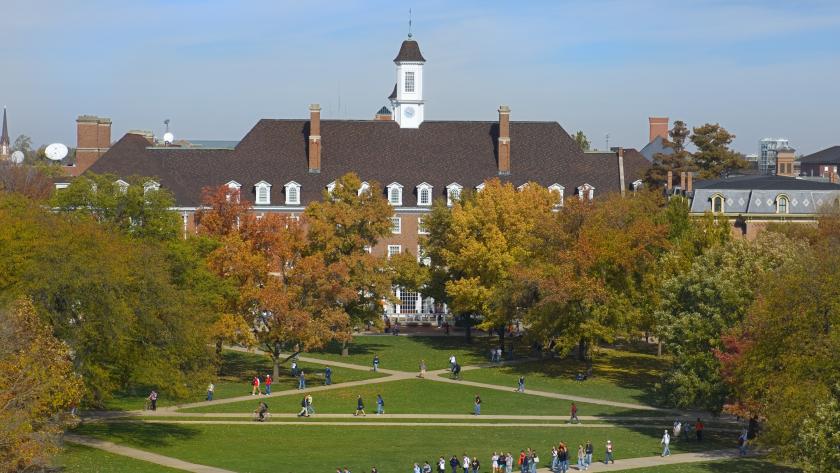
left=406, top=443, right=608, bottom=473
left=352, top=394, right=386, bottom=416
left=240, top=365, right=335, bottom=398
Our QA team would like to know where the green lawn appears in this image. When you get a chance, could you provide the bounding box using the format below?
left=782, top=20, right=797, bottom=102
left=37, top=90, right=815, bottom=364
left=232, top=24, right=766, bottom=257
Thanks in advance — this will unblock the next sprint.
left=103, top=350, right=384, bottom=411
left=621, top=457, right=801, bottom=472
left=76, top=422, right=732, bottom=473
left=55, top=443, right=182, bottom=473
left=179, top=378, right=647, bottom=416
left=457, top=347, right=669, bottom=407
left=303, top=334, right=532, bottom=371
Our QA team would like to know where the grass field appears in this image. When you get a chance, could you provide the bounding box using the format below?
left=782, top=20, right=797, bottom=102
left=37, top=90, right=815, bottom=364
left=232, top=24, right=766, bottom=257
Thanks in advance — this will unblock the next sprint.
left=76, top=422, right=732, bottom=473
left=179, top=378, right=647, bottom=416
left=103, top=350, right=384, bottom=411
left=303, top=334, right=533, bottom=371
left=55, top=444, right=182, bottom=473
left=458, top=347, right=669, bottom=406
left=621, top=457, right=802, bottom=472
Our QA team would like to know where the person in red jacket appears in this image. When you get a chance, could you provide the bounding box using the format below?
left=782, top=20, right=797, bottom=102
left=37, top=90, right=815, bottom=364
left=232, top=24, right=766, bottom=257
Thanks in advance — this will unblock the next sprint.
left=264, top=374, right=272, bottom=395
left=251, top=376, right=260, bottom=396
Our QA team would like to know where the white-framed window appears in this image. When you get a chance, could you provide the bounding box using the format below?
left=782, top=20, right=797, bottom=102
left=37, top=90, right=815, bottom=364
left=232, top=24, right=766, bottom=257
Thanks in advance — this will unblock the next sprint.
left=711, top=193, right=725, bottom=213
left=416, top=182, right=433, bottom=206
left=55, top=182, right=70, bottom=190
left=358, top=181, right=370, bottom=196
left=446, top=183, right=463, bottom=206
left=255, top=180, right=272, bottom=205
left=417, top=217, right=429, bottom=235
left=577, top=183, right=594, bottom=201
left=364, top=245, right=373, bottom=254
left=387, top=245, right=401, bottom=259
left=115, top=179, right=129, bottom=194
left=776, top=194, right=790, bottom=214
left=475, top=183, right=486, bottom=192
left=284, top=181, right=301, bottom=205
left=391, top=216, right=401, bottom=234
left=405, top=71, right=415, bottom=93
left=387, top=182, right=403, bottom=206
left=144, top=180, right=160, bottom=194
left=399, top=289, right=418, bottom=314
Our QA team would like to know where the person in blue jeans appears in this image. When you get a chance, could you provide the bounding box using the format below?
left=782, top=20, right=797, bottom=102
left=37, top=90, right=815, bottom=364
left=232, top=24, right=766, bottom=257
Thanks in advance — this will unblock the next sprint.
left=324, top=367, right=332, bottom=385
left=298, top=371, right=306, bottom=390
left=373, top=355, right=380, bottom=372
left=376, top=394, right=385, bottom=414
left=449, top=455, right=459, bottom=473
left=473, top=395, right=481, bottom=415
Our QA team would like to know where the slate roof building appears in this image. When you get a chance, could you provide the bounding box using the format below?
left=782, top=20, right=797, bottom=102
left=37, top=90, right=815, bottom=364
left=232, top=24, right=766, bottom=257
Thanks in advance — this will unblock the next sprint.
left=79, top=35, right=650, bottom=318
left=799, top=145, right=840, bottom=178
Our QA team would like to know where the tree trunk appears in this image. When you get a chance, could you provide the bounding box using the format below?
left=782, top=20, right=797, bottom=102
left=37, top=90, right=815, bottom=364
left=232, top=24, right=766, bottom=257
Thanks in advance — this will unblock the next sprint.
left=464, top=315, right=472, bottom=342
left=215, top=340, right=223, bottom=356
left=498, top=326, right=505, bottom=350
left=578, top=338, right=587, bottom=361
left=657, top=339, right=663, bottom=357
left=341, top=340, right=349, bottom=357
left=272, top=342, right=281, bottom=379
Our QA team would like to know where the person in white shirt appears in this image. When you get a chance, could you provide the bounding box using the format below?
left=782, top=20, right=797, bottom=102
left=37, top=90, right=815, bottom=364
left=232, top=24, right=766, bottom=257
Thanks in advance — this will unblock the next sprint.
left=661, top=430, right=671, bottom=457
left=463, top=454, right=470, bottom=473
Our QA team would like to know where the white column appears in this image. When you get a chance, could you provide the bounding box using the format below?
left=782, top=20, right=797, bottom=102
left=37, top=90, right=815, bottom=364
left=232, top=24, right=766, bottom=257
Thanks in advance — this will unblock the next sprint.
left=395, top=287, right=401, bottom=315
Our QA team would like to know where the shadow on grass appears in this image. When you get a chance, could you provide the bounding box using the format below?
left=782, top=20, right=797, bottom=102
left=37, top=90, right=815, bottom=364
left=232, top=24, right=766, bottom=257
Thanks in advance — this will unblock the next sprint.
left=75, top=422, right=200, bottom=449
left=697, top=458, right=801, bottom=473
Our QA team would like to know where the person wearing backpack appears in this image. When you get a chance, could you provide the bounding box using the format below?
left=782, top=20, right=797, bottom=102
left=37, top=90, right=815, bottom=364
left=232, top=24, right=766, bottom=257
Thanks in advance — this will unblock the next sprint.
left=297, top=395, right=309, bottom=417
left=376, top=394, right=385, bottom=415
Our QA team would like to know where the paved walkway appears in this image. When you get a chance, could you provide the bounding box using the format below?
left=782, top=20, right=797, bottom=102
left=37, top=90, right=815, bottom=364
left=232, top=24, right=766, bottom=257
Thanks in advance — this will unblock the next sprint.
left=539, top=449, right=753, bottom=471
left=64, top=434, right=236, bottom=473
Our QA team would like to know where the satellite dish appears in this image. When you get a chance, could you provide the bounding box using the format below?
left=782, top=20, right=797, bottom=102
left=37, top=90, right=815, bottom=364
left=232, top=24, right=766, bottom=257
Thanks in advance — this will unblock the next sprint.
left=10, top=150, right=24, bottom=164
left=163, top=132, right=174, bottom=144
left=45, top=143, right=69, bottom=161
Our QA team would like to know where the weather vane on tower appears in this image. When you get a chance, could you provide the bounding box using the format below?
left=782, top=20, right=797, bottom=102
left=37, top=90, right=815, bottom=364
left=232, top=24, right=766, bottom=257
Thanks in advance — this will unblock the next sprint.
left=408, top=8, right=413, bottom=38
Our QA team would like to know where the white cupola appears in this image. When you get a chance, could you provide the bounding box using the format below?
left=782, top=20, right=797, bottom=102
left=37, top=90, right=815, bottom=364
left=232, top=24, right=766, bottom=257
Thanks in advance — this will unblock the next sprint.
left=389, top=36, right=426, bottom=129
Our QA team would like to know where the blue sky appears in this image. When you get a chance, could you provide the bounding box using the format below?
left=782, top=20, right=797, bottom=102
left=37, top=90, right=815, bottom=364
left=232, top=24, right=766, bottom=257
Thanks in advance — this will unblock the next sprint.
left=2, top=0, right=839, bottom=154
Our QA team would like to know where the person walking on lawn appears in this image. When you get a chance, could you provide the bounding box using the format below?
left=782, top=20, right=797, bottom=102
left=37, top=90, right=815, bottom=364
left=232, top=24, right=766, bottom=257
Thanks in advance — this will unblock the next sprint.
left=470, top=456, right=480, bottom=473
left=516, top=376, right=525, bottom=393
left=297, top=395, right=309, bottom=417
left=438, top=456, right=446, bottom=473
left=373, top=354, right=380, bottom=372
left=473, top=394, right=482, bottom=415
left=147, top=390, right=158, bottom=411
left=264, top=374, right=272, bottom=395
left=449, top=455, right=459, bottom=473
left=306, top=393, right=314, bottom=415
left=419, top=359, right=427, bottom=378
left=584, top=441, right=593, bottom=469
left=576, top=445, right=586, bottom=471
left=206, top=382, right=214, bottom=401
left=325, top=366, right=332, bottom=385
left=354, top=395, right=366, bottom=416
left=661, top=430, right=671, bottom=457
left=517, top=450, right=527, bottom=473
left=462, top=454, right=470, bottom=473
left=251, top=376, right=260, bottom=396
left=298, top=370, right=306, bottom=390
left=376, top=393, right=385, bottom=415
left=569, top=402, right=580, bottom=424
left=449, top=354, right=457, bottom=370
left=695, top=417, right=705, bottom=442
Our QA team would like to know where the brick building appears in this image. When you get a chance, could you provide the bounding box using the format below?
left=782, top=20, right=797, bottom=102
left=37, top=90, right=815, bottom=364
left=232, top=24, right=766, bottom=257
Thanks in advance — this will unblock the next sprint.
left=79, top=36, right=650, bottom=318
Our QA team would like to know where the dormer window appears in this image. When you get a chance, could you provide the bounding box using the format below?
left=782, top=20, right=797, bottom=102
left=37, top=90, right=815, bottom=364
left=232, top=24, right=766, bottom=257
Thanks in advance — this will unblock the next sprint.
left=284, top=181, right=301, bottom=205
left=416, top=182, right=433, bottom=206
left=631, top=180, right=643, bottom=193
left=387, top=182, right=403, bottom=206
left=776, top=194, right=789, bottom=214
left=144, top=180, right=160, bottom=194
left=711, top=194, right=725, bottom=213
left=548, top=183, right=565, bottom=206
left=326, top=181, right=337, bottom=194
left=226, top=180, right=241, bottom=202
left=577, top=184, right=594, bottom=201
left=358, top=181, right=370, bottom=196
left=517, top=183, right=529, bottom=192
left=115, top=179, right=129, bottom=194
left=475, top=183, right=485, bottom=192
left=446, top=183, right=463, bottom=207
left=255, top=181, right=272, bottom=205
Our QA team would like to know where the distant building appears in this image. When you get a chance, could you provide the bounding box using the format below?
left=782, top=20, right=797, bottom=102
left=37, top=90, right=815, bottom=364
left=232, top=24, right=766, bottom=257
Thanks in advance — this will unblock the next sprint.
left=0, top=107, right=10, bottom=161
left=758, top=138, right=790, bottom=175
left=639, top=117, right=673, bottom=162
left=799, top=145, right=840, bottom=179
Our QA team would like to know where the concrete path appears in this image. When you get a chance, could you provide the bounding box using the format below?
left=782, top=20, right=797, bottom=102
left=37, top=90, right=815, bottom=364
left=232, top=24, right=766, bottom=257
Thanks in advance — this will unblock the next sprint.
left=539, top=448, right=752, bottom=471
left=64, top=434, right=236, bottom=473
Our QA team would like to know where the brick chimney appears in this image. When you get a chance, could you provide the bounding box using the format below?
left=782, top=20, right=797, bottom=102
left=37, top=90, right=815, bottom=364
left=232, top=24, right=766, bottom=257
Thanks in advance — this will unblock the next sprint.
left=686, top=172, right=693, bottom=194
left=648, top=117, right=669, bottom=143
left=73, top=115, right=111, bottom=176
left=308, top=104, right=321, bottom=173
left=498, top=105, right=511, bottom=175
left=680, top=171, right=687, bottom=193
left=617, top=147, right=626, bottom=197
left=667, top=170, right=673, bottom=192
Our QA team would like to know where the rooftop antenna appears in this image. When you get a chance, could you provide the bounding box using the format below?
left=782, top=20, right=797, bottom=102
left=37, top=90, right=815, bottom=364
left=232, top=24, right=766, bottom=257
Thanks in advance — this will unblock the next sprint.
left=408, top=8, right=413, bottom=38
left=164, top=119, right=170, bottom=132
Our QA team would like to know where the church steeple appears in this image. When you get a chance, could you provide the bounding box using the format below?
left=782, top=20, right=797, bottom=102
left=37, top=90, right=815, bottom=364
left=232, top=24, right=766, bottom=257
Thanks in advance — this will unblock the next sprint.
left=0, top=107, right=10, bottom=160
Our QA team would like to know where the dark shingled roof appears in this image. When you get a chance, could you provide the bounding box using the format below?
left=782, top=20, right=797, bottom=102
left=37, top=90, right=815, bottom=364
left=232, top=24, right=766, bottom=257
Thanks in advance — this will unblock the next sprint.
left=88, top=119, right=642, bottom=207
left=394, top=39, right=426, bottom=62
left=800, top=145, right=840, bottom=165
left=693, top=174, right=840, bottom=191
left=376, top=106, right=391, bottom=115
left=622, top=148, right=651, bottom=184
left=388, top=84, right=397, bottom=100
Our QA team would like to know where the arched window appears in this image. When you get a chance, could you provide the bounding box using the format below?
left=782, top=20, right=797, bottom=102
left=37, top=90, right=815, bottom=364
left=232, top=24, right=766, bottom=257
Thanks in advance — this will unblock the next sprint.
left=711, top=194, right=725, bottom=213
left=387, top=183, right=403, bottom=206
left=255, top=181, right=272, bottom=205
left=776, top=195, right=789, bottom=214
left=416, top=183, right=433, bottom=206
left=284, top=181, right=301, bottom=205
left=446, top=183, right=463, bottom=206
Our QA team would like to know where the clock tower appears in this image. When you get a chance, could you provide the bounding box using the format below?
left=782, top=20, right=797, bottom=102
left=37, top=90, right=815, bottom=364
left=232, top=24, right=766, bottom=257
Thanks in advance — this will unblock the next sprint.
left=390, top=36, right=425, bottom=129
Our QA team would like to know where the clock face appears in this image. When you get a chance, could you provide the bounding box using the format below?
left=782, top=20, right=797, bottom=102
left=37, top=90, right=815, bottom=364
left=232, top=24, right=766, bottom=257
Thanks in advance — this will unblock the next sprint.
left=404, top=106, right=415, bottom=118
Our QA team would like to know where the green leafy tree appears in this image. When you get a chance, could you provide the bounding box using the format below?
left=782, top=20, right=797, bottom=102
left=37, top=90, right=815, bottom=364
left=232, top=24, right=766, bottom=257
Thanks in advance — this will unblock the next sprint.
left=51, top=172, right=181, bottom=241
left=690, top=123, right=748, bottom=179
left=645, top=120, right=692, bottom=188
left=573, top=131, right=591, bottom=151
